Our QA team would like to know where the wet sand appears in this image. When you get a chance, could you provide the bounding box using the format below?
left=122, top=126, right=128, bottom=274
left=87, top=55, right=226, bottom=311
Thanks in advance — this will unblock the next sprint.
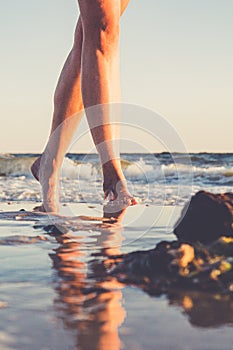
left=0, top=202, right=233, bottom=350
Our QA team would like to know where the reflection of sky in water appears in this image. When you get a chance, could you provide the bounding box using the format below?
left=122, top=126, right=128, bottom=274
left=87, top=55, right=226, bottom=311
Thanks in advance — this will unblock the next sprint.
left=0, top=205, right=233, bottom=349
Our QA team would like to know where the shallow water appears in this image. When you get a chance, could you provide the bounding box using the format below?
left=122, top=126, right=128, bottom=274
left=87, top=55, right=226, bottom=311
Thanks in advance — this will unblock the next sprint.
left=0, top=203, right=233, bottom=350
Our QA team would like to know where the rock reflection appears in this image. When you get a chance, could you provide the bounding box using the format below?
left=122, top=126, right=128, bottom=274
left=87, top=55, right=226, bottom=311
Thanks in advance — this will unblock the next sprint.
left=49, top=209, right=127, bottom=350
left=168, top=290, right=233, bottom=328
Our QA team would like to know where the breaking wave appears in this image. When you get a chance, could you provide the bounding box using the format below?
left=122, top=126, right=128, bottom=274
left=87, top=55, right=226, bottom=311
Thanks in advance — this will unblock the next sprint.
left=0, top=154, right=232, bottom=184
left=0, top=153, right=232, bottom=205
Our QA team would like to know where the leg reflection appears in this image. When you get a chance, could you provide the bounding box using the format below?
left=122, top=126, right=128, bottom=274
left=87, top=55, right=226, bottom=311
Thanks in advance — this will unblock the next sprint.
left=49, top=209, right=127, bottom=350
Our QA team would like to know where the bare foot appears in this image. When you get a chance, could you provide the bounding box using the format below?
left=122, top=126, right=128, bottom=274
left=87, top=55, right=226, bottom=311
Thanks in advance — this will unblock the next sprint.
left=31, top=155, right=60, bottom=213
left=102, top=160, right=138, bottom=206
left=31, top=156, right=137, bottom=214
left=103, top=178, right=138, bottom=217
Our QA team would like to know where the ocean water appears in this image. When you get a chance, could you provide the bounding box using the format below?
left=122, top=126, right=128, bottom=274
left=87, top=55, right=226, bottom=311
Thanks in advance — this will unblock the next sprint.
left=0, top=152, right=232, bottom=206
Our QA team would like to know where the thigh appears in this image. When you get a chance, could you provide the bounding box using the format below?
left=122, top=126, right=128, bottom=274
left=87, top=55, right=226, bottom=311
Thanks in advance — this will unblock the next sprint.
left=77, top=0, right=121, bottom=24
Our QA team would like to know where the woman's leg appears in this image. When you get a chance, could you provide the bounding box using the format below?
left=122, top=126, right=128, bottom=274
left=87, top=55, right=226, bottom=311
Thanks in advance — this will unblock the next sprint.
left=78, top=0, right=137, bottom=208
left=31, top=17, right=83, bottom=180
left=32, top=0, right=135, bottom=212
left=31, top=18, right=84, bottom=212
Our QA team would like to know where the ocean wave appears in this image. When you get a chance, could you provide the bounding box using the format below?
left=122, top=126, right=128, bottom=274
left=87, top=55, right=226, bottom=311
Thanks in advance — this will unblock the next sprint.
left=0, top=155, right=233, bottom=184
left=0, top=153, right=232, bottom=205
left=0, top=155, right=36, bottom=177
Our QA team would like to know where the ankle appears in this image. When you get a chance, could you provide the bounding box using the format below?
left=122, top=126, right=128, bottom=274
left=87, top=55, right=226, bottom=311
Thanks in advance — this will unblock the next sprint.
left=39, top=155, right=61, bottom=178
left=102, top=159, right=124, bottom=176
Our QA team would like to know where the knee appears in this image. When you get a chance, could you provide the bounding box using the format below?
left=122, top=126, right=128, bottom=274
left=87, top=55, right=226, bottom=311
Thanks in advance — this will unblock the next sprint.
left=83, top=13, right=120, bottom=56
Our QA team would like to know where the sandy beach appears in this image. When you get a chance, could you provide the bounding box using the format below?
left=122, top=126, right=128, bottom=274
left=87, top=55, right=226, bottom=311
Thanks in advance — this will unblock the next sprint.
left=0, top=202, right=233, bottom=350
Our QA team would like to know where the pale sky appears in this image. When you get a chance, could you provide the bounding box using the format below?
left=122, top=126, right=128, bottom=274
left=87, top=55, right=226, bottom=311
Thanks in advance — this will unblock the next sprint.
left=0, top=0, right=232, bottom=153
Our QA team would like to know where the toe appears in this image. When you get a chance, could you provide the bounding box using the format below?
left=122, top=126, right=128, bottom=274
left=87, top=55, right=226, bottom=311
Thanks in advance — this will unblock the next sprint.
left=130, top=197, right=139, bottom=206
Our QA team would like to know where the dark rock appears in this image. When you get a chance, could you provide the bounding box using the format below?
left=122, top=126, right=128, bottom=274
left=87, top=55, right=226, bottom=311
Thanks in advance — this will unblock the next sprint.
left=174, top=191, right=233, bottom=244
